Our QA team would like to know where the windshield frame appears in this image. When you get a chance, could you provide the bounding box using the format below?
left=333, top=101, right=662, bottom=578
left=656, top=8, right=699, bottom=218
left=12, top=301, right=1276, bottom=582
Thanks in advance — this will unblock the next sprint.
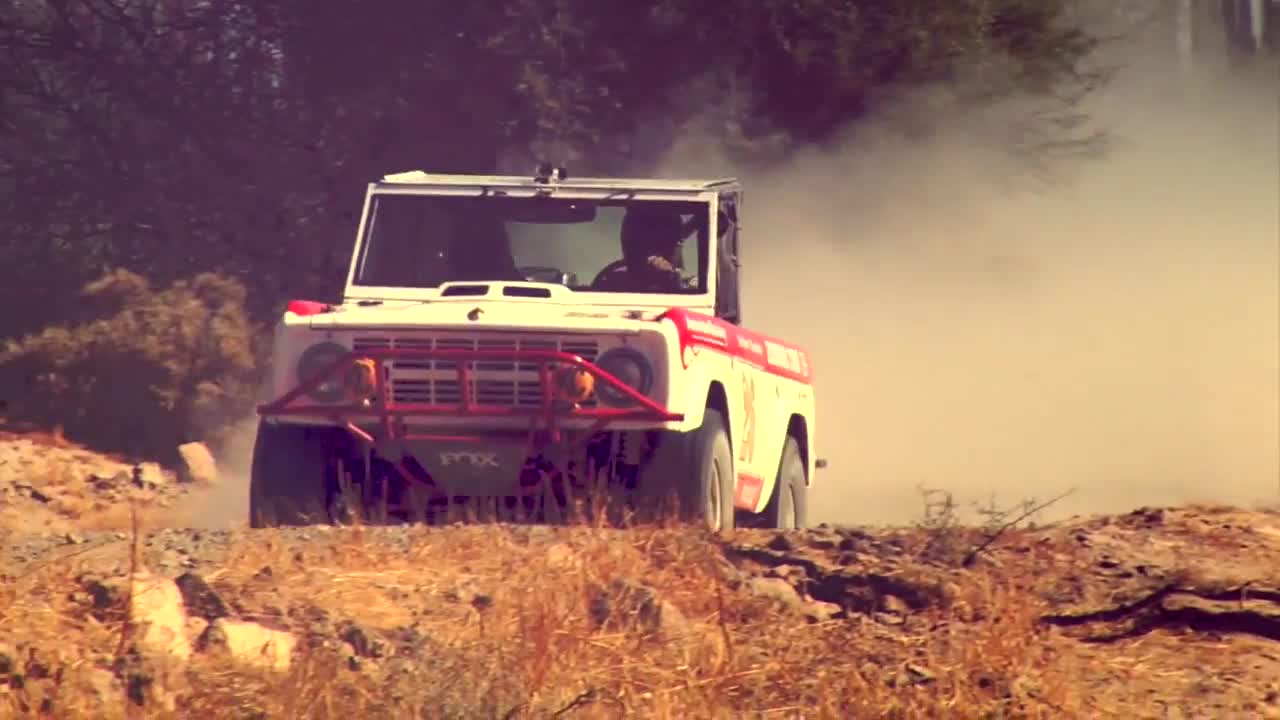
left=342, top=183, right=721, bottom=310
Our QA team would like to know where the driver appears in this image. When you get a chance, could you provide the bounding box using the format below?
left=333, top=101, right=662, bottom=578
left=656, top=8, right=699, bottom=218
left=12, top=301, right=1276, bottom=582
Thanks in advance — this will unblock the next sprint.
left=594, top=206, right=690, bottom=292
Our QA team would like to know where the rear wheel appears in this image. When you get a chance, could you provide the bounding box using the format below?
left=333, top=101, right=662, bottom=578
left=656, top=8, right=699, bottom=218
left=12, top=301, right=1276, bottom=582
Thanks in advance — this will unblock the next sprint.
left=248, top=422, right=333, bottom=528
left=761, top=436, right=808, bottom=529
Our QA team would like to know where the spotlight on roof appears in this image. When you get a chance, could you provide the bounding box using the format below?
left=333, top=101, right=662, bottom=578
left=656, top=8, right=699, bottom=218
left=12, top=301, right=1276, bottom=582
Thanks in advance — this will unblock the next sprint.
left=534, top=162, right=568, bottom=184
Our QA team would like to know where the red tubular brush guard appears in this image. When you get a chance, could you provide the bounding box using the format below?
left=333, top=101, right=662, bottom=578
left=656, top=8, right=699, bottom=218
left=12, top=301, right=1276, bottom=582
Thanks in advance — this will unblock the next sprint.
left=256, top=348, right=683, bottom=444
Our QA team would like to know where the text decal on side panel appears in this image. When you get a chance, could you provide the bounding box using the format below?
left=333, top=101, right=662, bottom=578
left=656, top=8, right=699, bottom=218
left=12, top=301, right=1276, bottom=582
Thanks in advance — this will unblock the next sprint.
left=739, top=373, right=757, bottom=464
left=656, top=308, right=814, bottom=384
left=657, top=307, right=812, bottom=514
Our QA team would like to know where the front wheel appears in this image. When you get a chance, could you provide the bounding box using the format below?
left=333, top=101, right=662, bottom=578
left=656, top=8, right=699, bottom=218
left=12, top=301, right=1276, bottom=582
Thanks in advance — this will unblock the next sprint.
left=674, top=408, right=736, bottom=533
left=248, top=422, right=333, bottom=528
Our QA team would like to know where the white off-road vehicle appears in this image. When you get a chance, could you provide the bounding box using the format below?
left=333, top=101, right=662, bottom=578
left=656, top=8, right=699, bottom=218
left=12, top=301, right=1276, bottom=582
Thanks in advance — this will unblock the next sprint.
left=250, top=166, right=819, bottom=531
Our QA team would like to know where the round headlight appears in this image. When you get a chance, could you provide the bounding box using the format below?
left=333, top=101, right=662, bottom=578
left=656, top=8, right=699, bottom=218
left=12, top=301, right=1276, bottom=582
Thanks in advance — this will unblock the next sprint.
left=595, top=347, right=653, bottom=407
left=296, top=341, right=350, bottom=403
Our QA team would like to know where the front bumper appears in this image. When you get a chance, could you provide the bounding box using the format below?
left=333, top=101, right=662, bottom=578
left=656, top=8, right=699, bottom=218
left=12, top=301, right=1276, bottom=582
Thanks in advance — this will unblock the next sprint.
left=257, top=347, right=683, bottom=445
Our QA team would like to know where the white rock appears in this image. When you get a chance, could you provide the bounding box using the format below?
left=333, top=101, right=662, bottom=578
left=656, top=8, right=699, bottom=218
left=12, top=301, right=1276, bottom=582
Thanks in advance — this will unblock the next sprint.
left=126, top=572, right=191, bottom=661
left=203, top=619, right=296, bottom=672
left=134, top=462, right=167, bottom=487
left=177, top=442, right=219, bottom=485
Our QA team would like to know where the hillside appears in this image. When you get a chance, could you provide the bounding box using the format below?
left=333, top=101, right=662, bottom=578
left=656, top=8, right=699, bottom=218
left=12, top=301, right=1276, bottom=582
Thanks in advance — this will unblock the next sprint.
left=2, top=434, right=1279, bottom=719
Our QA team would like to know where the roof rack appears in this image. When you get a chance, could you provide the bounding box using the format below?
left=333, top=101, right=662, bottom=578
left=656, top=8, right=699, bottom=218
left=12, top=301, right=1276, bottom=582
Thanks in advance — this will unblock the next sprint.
left=377, top=169, right=739, bottom=192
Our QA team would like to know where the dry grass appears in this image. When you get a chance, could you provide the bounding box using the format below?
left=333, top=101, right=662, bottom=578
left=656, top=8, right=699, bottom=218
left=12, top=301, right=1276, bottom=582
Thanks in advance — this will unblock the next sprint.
left=6, top=476, right=1276, bottom=718
left=0, top=508, right=1098, bottom=720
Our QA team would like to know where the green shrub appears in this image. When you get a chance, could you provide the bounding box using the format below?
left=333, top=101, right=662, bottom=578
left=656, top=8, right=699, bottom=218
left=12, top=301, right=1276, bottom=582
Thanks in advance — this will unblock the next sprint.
left=0, top=269, right=263, bottom=462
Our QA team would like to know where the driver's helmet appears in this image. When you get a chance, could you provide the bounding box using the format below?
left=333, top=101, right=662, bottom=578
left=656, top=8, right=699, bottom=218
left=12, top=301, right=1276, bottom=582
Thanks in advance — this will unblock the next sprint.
left=620, top=205, right=684, bottom=263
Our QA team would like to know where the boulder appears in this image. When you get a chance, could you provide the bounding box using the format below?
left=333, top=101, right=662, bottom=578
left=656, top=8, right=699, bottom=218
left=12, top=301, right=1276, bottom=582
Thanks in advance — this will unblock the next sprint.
left=126, top=572, right=191, bottom=661
left=747, top=576, right=805, bottom=610
left=587, top=578, right=688, bottom=639
left=200, top=619, right=296, bottom=672
left=177, top=442, right=218, bottom=485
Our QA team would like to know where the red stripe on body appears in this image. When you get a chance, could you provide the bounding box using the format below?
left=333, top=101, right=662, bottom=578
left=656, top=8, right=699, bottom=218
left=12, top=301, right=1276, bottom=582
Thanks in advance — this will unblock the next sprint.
left=657, top=308, right=814, bottom=384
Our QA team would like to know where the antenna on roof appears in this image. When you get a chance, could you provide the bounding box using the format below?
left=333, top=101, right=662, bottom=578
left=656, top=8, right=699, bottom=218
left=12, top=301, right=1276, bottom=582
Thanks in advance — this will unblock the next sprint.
left=539, top=1, right=571, bottom=186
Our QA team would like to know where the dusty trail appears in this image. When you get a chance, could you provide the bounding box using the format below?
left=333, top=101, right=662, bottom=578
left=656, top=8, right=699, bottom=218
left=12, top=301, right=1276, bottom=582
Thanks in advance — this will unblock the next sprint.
left=5, top=498, right=1280, bottom=718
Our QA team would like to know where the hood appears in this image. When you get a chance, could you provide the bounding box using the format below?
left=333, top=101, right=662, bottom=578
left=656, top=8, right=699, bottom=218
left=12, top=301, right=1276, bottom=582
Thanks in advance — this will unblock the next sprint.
left=304, top=298, right=678, bottom=334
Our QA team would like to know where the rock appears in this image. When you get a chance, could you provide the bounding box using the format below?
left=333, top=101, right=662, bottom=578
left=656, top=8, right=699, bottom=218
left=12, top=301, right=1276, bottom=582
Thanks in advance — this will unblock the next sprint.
left=133, top=463, right=166, bottom=488
left=127, top=572, right=191, bottom=661
left=880, top=594, right=910, bottom=614
left=340, top=623, right=385, bottom=659
left=747, top=577, right=805, bottom=610
left=803, top=600, right=844, bottom=622
left=177, top=442, right=218, bottom=485
left=174, top=573, right=230, bottom=621
left=766, top=564, right=809, bottom=585
left=906, top=663, right=936, bottom=684
left=807, top=532, right=840, bottom=551
left=588, top=578, right=688, bottom=639
left=90, top=473, right=121, bottom=493
left=888, top=663, right=936, bottom=688
left=873, top=612, right=905, bottom=626
left=101, top=471, right=134, bottom=494
left=341, top=643, right=365, bottom=672
left=765, top=534, right=794, bottom=552
left=200, top=619, right=296, bottom=672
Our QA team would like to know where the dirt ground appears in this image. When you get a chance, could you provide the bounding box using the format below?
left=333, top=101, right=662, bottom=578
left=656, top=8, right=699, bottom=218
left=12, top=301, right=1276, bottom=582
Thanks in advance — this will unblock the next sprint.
left=2, top=433, right=1280, bottom=719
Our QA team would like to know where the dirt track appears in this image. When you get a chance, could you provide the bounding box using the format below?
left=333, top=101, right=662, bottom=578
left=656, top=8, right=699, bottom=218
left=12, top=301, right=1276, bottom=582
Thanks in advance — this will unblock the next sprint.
left=3, top=433, right=1280, bottom=719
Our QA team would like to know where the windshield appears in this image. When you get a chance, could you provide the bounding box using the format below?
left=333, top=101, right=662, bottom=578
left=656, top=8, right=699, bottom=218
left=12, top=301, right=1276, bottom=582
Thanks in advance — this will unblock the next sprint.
left=351, top=193, right=710, bottom=294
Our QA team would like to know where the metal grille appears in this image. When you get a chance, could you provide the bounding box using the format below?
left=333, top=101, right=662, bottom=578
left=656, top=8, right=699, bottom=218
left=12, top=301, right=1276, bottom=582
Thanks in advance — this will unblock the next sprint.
left=350, top=334, right=601, bottom=408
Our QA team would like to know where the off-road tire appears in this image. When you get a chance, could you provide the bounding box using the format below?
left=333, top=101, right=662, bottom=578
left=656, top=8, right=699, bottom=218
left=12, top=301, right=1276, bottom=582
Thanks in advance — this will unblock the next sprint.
left=761, top=436, right=808, bottom=529
left=248, top=422, right=332, bottom=528
left=674, top=408, right=736, bottom=532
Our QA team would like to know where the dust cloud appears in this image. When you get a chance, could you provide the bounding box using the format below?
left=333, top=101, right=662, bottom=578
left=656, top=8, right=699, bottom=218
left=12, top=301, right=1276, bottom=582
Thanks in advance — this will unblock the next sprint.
left=174, top=416, right=257, bottom=530
left=658, top=17, right=1279, bottom=526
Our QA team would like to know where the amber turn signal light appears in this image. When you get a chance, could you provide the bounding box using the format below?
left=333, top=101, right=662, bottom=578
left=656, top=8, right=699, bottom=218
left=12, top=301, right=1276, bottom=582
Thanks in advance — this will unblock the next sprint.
left=554, top=365, right=595, bottom=404
left=346, top=357, right=378, bottom=400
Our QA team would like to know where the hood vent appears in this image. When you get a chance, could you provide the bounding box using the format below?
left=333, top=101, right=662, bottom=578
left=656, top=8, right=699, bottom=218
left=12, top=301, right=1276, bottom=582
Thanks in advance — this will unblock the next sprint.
left=503, top=285, right=552, bottom=298
left=438, top=283, right=555, bottom=299
left=440, top=284, right=489, bottom=297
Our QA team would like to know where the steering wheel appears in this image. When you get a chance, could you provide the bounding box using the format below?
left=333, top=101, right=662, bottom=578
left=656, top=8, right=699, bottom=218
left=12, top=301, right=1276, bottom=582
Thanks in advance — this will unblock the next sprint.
left=588, top=259, right=630, bottom=289
left=519, top=266, right=578, bottom=286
